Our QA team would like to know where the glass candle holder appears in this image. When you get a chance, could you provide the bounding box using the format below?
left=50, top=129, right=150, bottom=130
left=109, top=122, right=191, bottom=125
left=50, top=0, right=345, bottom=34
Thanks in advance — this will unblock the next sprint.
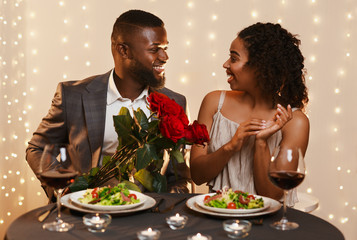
left=137, top=228, right=161, bottom=240
left=187, top=233, right=212, bottom=240
left=83, top=213, right=111, bottom=233
left=166, top=213, right=188, bottom=230
left=223, top=220, right=252, bottom=239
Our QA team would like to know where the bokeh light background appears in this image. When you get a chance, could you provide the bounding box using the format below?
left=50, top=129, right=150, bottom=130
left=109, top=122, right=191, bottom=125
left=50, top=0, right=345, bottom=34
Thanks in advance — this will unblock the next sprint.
left=1, top=0, right=356, bottom=239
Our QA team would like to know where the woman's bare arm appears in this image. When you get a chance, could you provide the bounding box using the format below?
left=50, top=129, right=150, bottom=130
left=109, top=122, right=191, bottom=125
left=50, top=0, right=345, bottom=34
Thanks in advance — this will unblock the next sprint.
left=253, top=108, right=310, bottom=200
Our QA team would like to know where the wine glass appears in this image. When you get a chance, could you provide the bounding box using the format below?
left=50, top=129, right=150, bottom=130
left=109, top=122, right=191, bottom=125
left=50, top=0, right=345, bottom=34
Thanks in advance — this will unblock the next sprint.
left=38, top=143, right=79, bottom=232
left=268, top=146, right=306, bottom=230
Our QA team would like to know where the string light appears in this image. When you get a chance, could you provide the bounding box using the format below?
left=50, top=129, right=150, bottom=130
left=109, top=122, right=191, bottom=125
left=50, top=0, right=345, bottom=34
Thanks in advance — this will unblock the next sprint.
left=251, top=11, right=258, bottom=18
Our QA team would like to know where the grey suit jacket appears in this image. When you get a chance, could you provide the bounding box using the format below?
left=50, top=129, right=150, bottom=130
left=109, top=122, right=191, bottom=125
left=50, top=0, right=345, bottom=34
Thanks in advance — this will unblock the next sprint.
left=26, top=70, right=190, bottom=199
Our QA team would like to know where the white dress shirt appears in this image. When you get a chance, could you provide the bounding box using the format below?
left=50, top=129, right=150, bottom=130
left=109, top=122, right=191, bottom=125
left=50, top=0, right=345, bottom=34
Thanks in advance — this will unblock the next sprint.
left=100, top=70, right=150, bottom=163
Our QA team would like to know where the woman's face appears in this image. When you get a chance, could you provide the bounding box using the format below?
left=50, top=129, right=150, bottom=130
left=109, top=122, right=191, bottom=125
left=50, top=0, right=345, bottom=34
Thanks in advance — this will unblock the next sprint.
left=223, top=37, right=256, bottom=92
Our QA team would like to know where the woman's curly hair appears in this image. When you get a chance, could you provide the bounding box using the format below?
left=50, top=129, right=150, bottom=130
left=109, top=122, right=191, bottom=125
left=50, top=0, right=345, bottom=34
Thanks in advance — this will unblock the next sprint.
left=238, top=22, right=309, bottom=109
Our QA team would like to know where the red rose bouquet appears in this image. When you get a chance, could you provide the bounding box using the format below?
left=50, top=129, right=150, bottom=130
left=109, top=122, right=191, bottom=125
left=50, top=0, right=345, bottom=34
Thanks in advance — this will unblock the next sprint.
left=70, top=92, right=209, bottom=193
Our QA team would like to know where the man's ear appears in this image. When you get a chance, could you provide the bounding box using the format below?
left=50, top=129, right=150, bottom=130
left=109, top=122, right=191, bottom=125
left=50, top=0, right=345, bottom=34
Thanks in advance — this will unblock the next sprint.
left=116, top=43, right=132, bottom=59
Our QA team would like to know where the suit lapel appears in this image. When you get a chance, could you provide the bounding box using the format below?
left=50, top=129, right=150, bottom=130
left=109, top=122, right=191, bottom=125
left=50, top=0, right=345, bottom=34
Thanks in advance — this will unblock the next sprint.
left=82, top=71, right=110, bottom=168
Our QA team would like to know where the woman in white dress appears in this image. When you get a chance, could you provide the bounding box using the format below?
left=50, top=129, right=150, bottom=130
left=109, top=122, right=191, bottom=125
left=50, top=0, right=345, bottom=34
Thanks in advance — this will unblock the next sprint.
left=190, top=22, right=309, bottom=201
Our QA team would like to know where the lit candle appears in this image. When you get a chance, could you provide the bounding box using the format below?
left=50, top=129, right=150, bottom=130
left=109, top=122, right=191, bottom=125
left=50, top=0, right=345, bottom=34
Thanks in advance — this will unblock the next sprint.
left=83, top=213, right=111, bottom=233
left=170, top=213, right=184, bottom=222
left=191, top=233, right=208, bottom=240
left=229, top=222, right=244, bottom=231
left=137, top=228, right=160, bottom=240
left=90, top=216, right=105, bottom=225
left=166, top=213, right=188, bottom=230
left=141, top=228, right=156, bottom=236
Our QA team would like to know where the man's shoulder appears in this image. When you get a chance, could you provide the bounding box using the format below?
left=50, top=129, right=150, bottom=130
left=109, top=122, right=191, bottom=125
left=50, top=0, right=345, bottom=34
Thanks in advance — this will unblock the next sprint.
left=61, top=71, right=111, bottom=91
left=156, top=87, right=187, bottom=111
left=157, top=87, right=186, bottom=100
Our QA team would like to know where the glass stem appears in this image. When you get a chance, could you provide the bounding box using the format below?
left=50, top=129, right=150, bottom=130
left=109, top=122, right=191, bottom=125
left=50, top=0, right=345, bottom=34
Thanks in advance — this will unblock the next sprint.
left=56, top=188, right=63, bottom=222
left=281, top=190, right=288, bottom=223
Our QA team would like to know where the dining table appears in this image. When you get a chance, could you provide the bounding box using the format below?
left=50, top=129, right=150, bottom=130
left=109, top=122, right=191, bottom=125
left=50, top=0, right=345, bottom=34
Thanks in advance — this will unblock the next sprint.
left=5, top=192, right=344, bottom=240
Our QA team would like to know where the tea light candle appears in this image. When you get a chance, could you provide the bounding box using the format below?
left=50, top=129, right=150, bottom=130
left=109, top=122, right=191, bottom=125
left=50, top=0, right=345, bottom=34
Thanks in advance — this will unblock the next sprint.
left=141, top=228, right=156, bottom=236
left=137, top=228, right=161, bottom=240
left=166, top=213, right=188, bottom=230
left=83, top=213, right=111, bottom=233
left=187, top=233, right=212, bottom=240
left=90, top=215, right=105, bottom=224
left=222, top=219, right=251, bottom=239
left=229, top=222, right=244, bottom=231
left=170, top=213, right=184, bottom=222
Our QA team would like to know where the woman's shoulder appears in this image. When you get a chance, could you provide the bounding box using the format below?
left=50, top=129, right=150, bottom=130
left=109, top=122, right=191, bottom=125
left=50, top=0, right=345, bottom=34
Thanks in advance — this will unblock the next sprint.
left=203, top=90, right=244, bottom=102
left=283, top=109, right=310, bottom=133
left=292, top=109, right=310, bottom=124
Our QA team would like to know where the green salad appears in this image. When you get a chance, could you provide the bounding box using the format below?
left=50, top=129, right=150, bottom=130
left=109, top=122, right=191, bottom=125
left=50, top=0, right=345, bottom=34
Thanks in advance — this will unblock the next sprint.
left=79, top=183, right=140, bottom=206
left=204, top=188, right=264, bottom=209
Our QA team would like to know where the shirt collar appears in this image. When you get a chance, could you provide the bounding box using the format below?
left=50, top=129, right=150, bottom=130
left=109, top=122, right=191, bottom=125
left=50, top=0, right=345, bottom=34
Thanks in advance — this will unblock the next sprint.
left=107, top=69, right=149, bottom=105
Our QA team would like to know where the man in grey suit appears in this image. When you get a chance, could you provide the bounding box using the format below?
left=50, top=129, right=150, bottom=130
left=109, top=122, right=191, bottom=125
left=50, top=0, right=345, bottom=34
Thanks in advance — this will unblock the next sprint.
left=26, top=10, right=190, bottom=200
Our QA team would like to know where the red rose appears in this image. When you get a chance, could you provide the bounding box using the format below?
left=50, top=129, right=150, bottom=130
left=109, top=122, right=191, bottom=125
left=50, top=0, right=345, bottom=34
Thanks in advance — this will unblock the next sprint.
left=147, top=92, right=167, bottom=114
left=185, top=120, right=210, bottom=146
left=147, top=92, right=189, bottom=126
left=159, top=115, right=186, bottom=143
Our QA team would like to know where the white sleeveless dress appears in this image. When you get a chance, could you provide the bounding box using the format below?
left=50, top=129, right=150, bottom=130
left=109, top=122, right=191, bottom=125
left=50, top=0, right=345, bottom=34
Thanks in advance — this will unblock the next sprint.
left=207, top=91, right=297, bottom=204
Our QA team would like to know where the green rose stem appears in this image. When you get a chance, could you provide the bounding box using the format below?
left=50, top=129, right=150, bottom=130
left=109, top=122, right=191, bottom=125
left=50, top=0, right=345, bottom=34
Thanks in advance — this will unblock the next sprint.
left=87, top=144, right=138, bottom=187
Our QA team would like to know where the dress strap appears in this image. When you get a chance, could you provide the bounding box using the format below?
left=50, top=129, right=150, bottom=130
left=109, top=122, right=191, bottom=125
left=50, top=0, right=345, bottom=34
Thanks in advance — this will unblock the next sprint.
left=217, top=91, right=226, bottom=112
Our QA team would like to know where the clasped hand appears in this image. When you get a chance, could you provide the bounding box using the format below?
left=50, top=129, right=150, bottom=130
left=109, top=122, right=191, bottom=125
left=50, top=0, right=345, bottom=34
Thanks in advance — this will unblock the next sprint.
left=228, top=104, right=292, bottom=152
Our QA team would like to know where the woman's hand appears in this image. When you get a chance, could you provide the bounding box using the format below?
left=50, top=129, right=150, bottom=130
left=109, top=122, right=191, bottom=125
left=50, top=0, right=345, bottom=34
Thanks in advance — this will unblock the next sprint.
left=256, top=104, right=292, bottom=141
left=225, top=119, right=266, bottom=152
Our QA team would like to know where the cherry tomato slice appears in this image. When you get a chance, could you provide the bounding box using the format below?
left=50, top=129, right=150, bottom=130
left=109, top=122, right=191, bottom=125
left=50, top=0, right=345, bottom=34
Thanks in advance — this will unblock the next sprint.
left=227, top=202, right=237, bottom=209
left=91, top=188, right=99, bottom=198
left=204, top=195, right=211, bottom=201
left=248, top=194, right=255, bottom=200
left=128, top=193, right=137, bottom=200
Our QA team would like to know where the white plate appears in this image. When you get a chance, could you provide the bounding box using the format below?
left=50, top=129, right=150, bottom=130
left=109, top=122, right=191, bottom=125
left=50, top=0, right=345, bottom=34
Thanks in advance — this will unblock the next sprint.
left=69, top=189, right=145, bottom=211
left=195, top=193, right=270, bottom=214
left=61, top=192, right=156, bottom=214
left=187, top=195, right=281, bottom=217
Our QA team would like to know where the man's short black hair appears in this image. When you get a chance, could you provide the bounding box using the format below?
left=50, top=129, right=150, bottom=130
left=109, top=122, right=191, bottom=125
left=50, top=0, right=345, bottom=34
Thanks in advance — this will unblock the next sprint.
left=111, top=9, right=164, bottom=42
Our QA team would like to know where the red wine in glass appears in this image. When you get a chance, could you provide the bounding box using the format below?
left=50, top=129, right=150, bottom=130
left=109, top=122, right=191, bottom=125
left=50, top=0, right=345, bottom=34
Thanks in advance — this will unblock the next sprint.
left=269, top=171, right=305, bottom=190
left=39, top=143, right=78, bottom=232
left=268, top=147, right=306, bottom=231
left=39, top=170, right=78, bottom=189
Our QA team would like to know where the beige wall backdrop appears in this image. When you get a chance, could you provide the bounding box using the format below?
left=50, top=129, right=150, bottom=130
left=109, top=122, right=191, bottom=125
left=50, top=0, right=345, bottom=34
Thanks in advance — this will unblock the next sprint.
left=1, top=0, right=356, bottom=239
